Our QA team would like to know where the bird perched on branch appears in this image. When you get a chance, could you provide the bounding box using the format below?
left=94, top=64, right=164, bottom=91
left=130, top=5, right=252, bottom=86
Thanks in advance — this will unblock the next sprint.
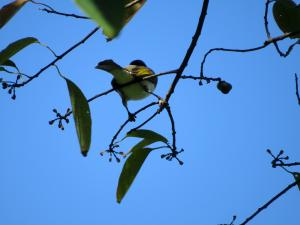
left=95, top=59, right=157, bottom=121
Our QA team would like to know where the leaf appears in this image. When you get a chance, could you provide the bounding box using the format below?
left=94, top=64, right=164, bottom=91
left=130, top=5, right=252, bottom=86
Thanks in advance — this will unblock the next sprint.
left=0, top=66, right=12, bottom=73
left=273, top=0, right=300, bottom=38
left=126, top=129, right=168, bottom=155
left=117, top=147, right=153, bottom=203
left=0, top=0, right=28, bottom=29
left=0, top=37, right=39, bottom=65
left=293, top=172, right=300, bottom=191
left=64, top=78, right=92, bottom=157
left=124, top=0, right=146, bottom=25
left=127, top=129, right=168, bottom=143
left=74, top=0, right=146, bottom=39
left=1, top=59, right=17, bottom=68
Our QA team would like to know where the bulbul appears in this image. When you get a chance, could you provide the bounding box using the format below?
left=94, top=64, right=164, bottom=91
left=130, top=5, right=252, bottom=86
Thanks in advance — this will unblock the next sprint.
left=95, top=59, right=157, bottom=121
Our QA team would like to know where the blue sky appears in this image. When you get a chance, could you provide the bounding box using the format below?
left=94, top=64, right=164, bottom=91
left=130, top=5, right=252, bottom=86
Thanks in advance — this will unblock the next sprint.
left=1, top=1, right=300, bottom=225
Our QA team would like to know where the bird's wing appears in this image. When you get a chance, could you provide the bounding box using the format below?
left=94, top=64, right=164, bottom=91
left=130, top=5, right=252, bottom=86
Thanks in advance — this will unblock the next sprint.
left=125, top=65, right=154, bottom=78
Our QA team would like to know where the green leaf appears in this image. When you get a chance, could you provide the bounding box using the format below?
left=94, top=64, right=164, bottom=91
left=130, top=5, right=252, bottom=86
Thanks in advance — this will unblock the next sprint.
left=64, top=78, right=92, bottom=157
left=0, top=0, right=28, bottom=29
left=273, top=0, right=300, bottom=38
left=1, top=59, right=17, bottom=68
left=0, top=37, right=39, bottom=65
left=124, top=0, right=146, bottom=25
left=74, top=0, right=146, bottom=39
left=117, top=147, right=154, bottom=203
left=127, top=129, right=168, bottom=143
left=126, top=129, right=168, bottom=155
left=293, top=172, right=300, bottom=191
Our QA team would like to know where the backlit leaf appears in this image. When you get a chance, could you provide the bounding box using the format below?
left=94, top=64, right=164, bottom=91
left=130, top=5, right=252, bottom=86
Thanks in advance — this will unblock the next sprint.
left=74, top=0, right=146, bottom=39
left=0, top=37, right=39, bottom=65
left=273, top=0, right=300, bottom=38
left=0, top=0, right=28, bottom=29
left=117, top=147, right=153, bottom=203
left=126, top=129, right=168, bottom=155
left=64, top=78, right=92, bottom=157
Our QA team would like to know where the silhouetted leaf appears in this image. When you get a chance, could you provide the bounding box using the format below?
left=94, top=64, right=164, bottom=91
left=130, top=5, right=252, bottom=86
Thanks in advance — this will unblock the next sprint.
left=124, top=0, right=146, bottom=25
left=0, top=0, right=28, bottom=29
left=293, top=172, right=300, bottom=191
left=64, top=78, right=92, bottom=157
left=273, top=0, right=300, bottom=38
left=74, top=0, right=146, bottom=39
left=117, top=147, right=153, bottom=203
left=0, top=37, right=39, bottom=65
left=1, top=59, right=17, bottom=68
left=126, top=129, right=168, bottom=154
left=127, top=129, right=168, bottom=143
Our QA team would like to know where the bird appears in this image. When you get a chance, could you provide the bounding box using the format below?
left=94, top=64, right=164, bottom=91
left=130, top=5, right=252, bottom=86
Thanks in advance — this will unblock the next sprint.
left=95, top=59, right=157, bottom=121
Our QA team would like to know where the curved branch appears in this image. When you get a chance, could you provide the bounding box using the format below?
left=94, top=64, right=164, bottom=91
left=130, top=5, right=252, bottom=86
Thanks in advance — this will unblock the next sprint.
left=200, top=31, right=299, bottom=77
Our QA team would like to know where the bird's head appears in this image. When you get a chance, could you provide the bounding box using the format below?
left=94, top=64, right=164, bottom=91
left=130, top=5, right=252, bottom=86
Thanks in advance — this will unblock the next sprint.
left=130, top=60, right=147, bottom=67
left=95, top=59, right=122, bottom=71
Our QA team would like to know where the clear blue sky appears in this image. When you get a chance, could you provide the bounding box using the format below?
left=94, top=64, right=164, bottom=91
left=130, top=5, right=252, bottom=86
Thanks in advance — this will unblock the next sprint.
left=1, top=1, right=300, bottom=225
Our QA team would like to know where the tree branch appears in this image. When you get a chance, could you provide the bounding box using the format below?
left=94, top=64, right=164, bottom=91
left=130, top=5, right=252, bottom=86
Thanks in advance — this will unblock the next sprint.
left=200, top=31, right=300, bottom=77
left=295, top=74, right=300, bottom=106
left=162, top=0, right=210, bottom=106
left=239, top=180, right=299, bottom=225
left=41, top=8, right=89, bottom=19
left=14, top=27, right=99, bottom=88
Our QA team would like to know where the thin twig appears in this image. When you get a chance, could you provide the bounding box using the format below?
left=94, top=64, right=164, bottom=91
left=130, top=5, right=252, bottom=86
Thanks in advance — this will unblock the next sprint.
left=29, top=0, right=89, bottom=19
left=200, top=31, right=299, bottom=77
left=163, top=0, right=210, bottom=106
left=14, top=27, right=99, bottom=88
left=41, top=8, right=89, bottom=19
left=129, top=110, right=160, bottom=132
left=239, top=180, right=299, bottom=225
left=165, top=105, right=176, bottom=151
left=109, top=102, right=159, bottom=149
left=295, top=74, right=300, bottom=106
left=263, top=0, right=300, bottom=57
left=274, top=162, right=300, bottom=167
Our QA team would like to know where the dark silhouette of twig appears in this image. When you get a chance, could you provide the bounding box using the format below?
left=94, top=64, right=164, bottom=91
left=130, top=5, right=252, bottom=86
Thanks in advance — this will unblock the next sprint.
left=162, top=0, right=210, bottom=106
left=200, top=31, right=299, bottom=77
left=219, top=215, right=237, bottom=225
left=163, top=104, right=183, bottom=165
left=14, top=27, right=99, bottom=88
left=267, top=149, right=300, bottom=172
left=239, top=180, right=298, bottom=225
left=165, top=105, right=176, bottom=151
left=109, top=101, right=159, bottom=150
left=29, top=0, right=89, bottom=19
left=98, top=101, right=159, bottom=162
left=41, top=8, right=89, bottom=19
left=274, top=162, right=300, bottom=167
left=129, top=110, right=160, bottom=132
left=263, top=0, right=300, bottom=57
left=295, top=74, right=300, bottom=106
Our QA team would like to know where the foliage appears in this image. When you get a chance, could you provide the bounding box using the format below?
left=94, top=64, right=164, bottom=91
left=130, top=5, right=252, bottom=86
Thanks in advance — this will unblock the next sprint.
left=1, top=0, right=300, bottom=224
